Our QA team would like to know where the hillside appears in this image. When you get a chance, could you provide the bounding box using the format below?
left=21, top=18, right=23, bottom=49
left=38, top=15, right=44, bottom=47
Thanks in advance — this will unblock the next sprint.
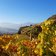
left=18, top=24, right=42, bottom=39
left=0, top=15, right=56, bottom=56
left=47, top=15, right=56, bottom=20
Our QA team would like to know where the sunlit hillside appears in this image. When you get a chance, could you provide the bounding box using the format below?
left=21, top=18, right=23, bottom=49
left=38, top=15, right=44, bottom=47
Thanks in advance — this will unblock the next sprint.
left=0, top=15, right=56, bottom=56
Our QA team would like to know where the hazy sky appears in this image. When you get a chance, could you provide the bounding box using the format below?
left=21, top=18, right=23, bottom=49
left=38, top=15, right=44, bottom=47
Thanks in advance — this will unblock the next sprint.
left=0, top=0, right=56, bottom=24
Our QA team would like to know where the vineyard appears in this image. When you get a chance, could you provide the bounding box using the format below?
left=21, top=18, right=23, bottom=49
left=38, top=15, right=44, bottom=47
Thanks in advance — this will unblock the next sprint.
left=0, top=15, right=56, bottom=56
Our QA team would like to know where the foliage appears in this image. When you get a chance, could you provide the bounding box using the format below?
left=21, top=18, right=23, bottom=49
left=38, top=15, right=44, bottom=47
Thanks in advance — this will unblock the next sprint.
left=0, top=15, right=56, bottom=56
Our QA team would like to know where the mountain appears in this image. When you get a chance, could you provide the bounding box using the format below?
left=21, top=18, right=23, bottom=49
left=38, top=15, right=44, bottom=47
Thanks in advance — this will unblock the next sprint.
left=0, top=27, right=18, bottom=34
left=0, top=22, right=33, bottom=34
left=18, top=15, right=56, bottom=38
left=18, top=15, right=56, bottom=55
left=47, top=15, right=56, bottom=20
left=0, top=15, right=56, bottom=56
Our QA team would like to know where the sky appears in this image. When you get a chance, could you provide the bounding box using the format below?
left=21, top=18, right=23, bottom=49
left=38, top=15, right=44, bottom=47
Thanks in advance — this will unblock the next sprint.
left=0, top=0, right=56, bottom=24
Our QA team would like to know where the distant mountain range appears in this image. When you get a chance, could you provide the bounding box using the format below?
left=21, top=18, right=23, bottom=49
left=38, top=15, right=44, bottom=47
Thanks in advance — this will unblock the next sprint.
left=0, top=22, right=34, bottom=34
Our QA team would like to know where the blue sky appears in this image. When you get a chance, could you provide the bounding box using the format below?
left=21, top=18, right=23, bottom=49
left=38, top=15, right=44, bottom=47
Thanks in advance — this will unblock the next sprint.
left=0, top=0, right=56, bottom=24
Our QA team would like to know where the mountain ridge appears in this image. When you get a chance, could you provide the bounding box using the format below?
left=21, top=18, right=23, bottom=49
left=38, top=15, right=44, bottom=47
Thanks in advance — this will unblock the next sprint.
left=0, top=22, right=34, bottom=34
